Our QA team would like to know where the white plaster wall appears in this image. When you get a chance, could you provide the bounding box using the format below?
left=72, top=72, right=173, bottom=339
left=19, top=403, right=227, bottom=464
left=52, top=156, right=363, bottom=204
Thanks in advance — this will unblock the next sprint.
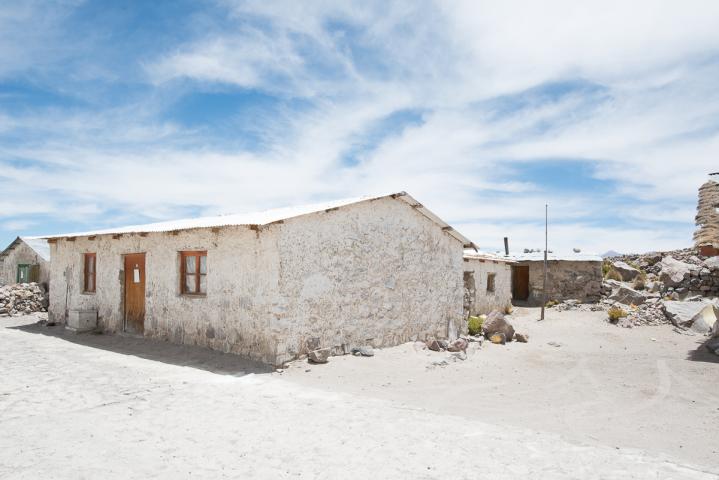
left=49, top=226, right=282, bottom=364
left=463, top=258, right=512, bottom=315
left=0, top=241, right=50, bottom=287
left=272, top=197, right=464, bottom=364
left=49, top=197, right=466, bottom=366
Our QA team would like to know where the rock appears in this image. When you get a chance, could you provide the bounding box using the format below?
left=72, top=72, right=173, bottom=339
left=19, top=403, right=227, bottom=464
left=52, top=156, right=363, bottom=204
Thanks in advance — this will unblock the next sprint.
left=661, top=301, right=719, bottom=333
left=449, top=351, right=467, bottom=361
left=489, top=332, right=506, bottom=344
left=426, top=339, right=442, bottom=352
left=612, top=261, right=641, bottom=281
left=659, top=256, right=692, bottom=288
left=514, top=333, right=529, bottom=343
left=352, top=346, right=374, bottom=357
left=705, top=337, right=719, bottom=355
left=428, top=359, right=449, bottom=369
left=704, top=257, right=719, bottom=272
left=446, top=338, right=468, bottom=352
left=609, top=286, right=648, bottom=306
left=308, top=348, right=331, bottom=364
left=547, top=341, right=561, bottom=347
left=483, top=310, right=515, bottom=342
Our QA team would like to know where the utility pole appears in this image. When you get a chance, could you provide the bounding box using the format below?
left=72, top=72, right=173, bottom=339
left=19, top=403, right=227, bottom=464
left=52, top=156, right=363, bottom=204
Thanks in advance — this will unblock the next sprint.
left=540, top=204, right=548, bottom=321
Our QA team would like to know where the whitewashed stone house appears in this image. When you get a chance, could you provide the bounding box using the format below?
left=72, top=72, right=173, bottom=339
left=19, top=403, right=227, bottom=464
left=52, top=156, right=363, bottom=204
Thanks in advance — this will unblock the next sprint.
left=44, top=193, right=475, bottom=365
left=510, top=251, right=603, bottom=305
left=463, top=251, right=513, bottom=316
left=0, top=237, right=51, bottom=288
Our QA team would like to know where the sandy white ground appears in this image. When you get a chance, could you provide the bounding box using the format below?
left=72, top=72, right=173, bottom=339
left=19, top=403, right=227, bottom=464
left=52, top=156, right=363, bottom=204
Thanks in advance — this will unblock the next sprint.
left=0, top=309, right=716, bottom=479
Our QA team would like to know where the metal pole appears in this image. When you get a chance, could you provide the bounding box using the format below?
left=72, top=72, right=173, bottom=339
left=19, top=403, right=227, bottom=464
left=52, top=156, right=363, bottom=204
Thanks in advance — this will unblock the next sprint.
left=540, top=204, right=548, bottom=321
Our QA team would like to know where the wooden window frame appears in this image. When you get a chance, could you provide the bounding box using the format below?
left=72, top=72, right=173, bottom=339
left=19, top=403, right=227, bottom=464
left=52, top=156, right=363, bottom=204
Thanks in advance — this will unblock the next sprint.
left=180, top=251, right=207, bottom=295
left=83, top=253, right=96, bottom=293
left=486, top=272, right=496, bottom=293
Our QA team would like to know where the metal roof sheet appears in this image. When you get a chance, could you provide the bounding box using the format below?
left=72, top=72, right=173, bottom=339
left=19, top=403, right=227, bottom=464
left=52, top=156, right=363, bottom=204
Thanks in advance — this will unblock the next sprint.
left=40, top=192, right=476, bottom=248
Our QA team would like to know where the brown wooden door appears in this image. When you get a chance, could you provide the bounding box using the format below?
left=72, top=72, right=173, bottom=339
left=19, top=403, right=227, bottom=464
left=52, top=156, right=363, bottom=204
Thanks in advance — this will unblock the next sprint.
left=124, top=253, right=146, bottom=334
left=512, top=265, right=530, bottom=301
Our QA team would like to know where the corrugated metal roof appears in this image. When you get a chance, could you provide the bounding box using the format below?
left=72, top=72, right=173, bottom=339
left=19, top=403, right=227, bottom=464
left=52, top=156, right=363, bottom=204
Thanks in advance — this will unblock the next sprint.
left=510, top=251, right=602, bottom=262
left=463, top=250, right=515, bottom=263
left=40, top=192, right=477, bottom=248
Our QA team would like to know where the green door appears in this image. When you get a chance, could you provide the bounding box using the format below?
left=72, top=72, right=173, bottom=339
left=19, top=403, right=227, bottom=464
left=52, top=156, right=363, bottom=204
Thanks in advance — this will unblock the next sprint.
left=16, top=264, right=30, bottom=283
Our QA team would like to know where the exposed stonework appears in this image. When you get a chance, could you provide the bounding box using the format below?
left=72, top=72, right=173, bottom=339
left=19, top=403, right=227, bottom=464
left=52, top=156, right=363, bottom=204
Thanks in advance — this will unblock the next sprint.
left=514, top=259, right=602, bottom=306
left=48, top=196, right=466, bottom=366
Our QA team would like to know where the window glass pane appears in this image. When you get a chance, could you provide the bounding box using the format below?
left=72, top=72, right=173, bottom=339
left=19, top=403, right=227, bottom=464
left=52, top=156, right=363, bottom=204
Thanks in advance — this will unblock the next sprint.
left=199, top=255, right=207, bottom=274
left=199, top=274, right=206, bottom=294
left=185, top=274, right=196, bottom=293
left=185, top=255, right=196, bottom=274
left=88, top=275, right=95, bottom=292
left=88, top=256, right=95, bottom=273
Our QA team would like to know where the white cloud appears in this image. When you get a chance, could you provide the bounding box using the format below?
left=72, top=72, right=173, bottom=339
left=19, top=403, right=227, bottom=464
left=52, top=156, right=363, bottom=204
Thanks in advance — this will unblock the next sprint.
left=1, top=0, right=718, bottom=253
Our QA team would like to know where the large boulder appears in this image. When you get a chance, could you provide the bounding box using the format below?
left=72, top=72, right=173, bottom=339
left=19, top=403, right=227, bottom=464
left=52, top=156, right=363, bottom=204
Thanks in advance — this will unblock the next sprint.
left=483, top=310, right=515, bottom=342
left=703, top=257, right=719, bottom=272
left=308, top=348, right=331, bottom=364
left=609, top=285, right=647, bottom=306
left=612, top=261, right=641, bottom=281
left=659, top=256, right=693, bottom=288
left=661, top=300, right=718, bottom=334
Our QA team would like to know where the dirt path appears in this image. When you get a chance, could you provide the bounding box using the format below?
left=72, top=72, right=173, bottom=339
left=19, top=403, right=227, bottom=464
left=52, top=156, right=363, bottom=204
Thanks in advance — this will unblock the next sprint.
left=283, top=307, right=719, bottom=471
left=0, top=313, right=716, bottom=479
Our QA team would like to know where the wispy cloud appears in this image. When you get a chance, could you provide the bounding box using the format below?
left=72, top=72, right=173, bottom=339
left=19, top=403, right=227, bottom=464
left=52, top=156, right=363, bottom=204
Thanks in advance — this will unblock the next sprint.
left=1, top=0, right=718, bottom=254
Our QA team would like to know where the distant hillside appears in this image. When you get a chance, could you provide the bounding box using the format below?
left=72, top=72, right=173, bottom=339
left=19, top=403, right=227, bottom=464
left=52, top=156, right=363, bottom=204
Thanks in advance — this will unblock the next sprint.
left=601, top=250, right=622, bottom=258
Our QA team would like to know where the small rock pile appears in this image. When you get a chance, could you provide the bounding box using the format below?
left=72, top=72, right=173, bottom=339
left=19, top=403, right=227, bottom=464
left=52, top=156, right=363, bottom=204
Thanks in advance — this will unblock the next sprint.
left=0, top=283, right=47, bottom=317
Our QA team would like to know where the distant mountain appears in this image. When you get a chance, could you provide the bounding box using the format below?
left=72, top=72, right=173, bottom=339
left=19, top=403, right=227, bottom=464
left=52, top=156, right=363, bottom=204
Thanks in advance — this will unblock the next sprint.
left=601, top=250, right=622, bottom=259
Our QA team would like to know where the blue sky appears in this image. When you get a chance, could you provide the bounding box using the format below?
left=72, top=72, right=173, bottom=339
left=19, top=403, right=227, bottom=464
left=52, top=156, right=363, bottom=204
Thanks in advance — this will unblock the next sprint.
left=1, top=0, right=719, bottom=254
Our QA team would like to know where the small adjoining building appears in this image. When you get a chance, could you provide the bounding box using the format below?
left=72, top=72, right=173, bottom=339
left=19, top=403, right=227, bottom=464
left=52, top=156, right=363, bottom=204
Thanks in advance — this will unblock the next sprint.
left=510, top=251, right=602, bottom=306
left=462, top=250, right=513, bottom=316
left=0, top=237, right=51, bottom=288
left=43, top=192, right=475, bottom=366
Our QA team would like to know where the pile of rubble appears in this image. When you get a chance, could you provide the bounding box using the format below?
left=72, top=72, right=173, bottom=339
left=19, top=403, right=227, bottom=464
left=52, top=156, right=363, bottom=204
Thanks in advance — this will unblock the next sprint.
left=607, top=250, right=719, bottom=297
left=598, top=252, right=719, bottom=336
left=0, top=283, right=47, bottom=317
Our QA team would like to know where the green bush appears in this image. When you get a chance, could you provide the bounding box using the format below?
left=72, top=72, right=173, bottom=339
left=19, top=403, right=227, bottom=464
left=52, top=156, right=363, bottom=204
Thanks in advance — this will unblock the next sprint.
left=545, top=300, right=558, bottom=308
left=608, top=306, right=628, bottom=323
left=467, top=316, right=483, bottom=336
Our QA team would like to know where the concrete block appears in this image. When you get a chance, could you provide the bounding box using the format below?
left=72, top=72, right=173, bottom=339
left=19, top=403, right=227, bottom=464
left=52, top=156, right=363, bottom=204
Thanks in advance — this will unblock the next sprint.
left=66, top=309, right=97, bottom=333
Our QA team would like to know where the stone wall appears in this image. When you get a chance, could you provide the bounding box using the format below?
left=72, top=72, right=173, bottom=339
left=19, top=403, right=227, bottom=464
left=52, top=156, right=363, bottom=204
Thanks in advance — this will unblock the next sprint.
left=272, top=197, right=464, bottom=365
left=518, top=260, right=602, bottom=306
left=49, top=197, right=465, bottom=365
left=0, top=241, right=50, bottom=288
left=462, top=257, right=512, bottom=315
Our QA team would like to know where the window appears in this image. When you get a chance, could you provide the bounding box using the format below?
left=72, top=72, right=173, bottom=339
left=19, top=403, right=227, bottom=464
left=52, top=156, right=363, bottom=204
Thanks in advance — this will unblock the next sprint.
left=180, top=251, right=207, bottom=295
left=486, top=273, right=496, bottom=293
left=84, top=253, right=96, bottom=293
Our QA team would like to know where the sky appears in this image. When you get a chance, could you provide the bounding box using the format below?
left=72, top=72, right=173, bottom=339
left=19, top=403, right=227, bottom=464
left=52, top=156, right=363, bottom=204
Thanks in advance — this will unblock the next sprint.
left=1, top=0, right=718, bottom=254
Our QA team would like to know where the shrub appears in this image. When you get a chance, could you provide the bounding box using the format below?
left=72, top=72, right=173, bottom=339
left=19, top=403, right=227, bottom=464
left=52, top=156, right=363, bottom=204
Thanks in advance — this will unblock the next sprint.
left=602, top=260, right=614, bottom=277
left=607, top=306, right=628, bottom=323
left=467, top=316, right=483, bottom=336
left=605, top=268, right=623, bottom=281
left=545, top=300, right=558, bottom=308
left=504, top=304, right=513, bottom=315
left=632, top=274, right=646, bottom=290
